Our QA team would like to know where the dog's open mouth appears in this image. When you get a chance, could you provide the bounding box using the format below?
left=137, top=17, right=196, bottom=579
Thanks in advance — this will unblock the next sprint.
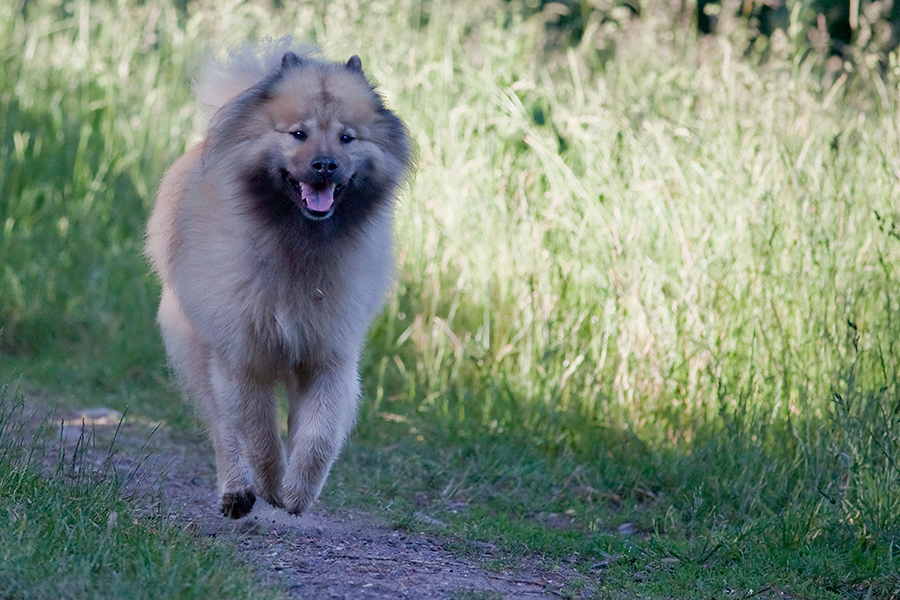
left=286, top=175, right=343, bottom=221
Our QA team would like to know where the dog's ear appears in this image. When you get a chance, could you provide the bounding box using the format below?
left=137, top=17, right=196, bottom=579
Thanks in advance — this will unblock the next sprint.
left=281, top=51, right=303, bottom=71
left=345, top=55, right=363, bottom=74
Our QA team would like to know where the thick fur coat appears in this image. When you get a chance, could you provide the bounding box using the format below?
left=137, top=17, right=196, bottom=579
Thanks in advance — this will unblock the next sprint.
left=145, top=45, right=413, bottom=518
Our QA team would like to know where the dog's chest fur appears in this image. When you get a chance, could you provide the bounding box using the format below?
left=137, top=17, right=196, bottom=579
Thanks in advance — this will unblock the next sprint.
left=173, top=200, right=393, bottom=374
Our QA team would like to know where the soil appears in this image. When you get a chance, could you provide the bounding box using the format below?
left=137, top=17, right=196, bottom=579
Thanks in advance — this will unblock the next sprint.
left=52, top=406, right=596, bottom=600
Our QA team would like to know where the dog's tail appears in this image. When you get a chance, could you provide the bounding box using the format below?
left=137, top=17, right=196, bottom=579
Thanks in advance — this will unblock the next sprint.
left=194, top=37, right=317, bottom=121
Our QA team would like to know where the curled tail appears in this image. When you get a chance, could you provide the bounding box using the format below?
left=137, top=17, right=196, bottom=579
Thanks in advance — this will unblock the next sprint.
left=194, top=37, right=317, bottom=121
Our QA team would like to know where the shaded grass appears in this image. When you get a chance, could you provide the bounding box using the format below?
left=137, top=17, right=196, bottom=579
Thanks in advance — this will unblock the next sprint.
left=331, top=383, right=900, bottom=597
left=0, top=383, right=282, bottom=600
left=3, top=0, right=900, bottom=597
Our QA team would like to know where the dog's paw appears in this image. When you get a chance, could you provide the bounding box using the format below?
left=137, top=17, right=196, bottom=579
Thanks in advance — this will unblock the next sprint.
left=282, top=487, right=315, bottom=517
left=285, top=502, right=310, bottom=517
left=257, top=489, right=284, bottom=510
left=220, top=489, right=256, bottom=519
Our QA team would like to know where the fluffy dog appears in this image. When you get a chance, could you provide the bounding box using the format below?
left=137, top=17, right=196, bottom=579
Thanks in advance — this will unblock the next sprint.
left=145, top=45, right=412, bottom=518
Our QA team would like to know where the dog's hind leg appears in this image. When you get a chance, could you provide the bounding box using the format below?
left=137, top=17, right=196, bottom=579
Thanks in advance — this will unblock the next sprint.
left=282, top=357, right=360, bottom=516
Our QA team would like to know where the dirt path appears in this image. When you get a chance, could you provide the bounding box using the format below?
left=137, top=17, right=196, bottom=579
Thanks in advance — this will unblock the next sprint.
left=58, top=407, right=592, bottom=600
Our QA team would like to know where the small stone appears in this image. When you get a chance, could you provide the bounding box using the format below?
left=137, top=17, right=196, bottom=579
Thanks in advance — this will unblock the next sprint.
left=413, top=511, right=447, bottom=527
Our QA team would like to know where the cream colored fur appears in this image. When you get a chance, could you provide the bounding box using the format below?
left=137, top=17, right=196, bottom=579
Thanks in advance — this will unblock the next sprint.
left=146, top=45, right=411, bottom=518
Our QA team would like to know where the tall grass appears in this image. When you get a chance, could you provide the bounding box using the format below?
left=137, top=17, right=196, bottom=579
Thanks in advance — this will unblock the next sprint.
left=387, top=9, right=900, bottom=437
left=3, top=0, right=900, bottom=595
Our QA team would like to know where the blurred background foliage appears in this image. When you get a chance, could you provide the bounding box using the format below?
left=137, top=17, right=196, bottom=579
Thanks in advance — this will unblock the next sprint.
left=516, top=0, right=900, bottom=76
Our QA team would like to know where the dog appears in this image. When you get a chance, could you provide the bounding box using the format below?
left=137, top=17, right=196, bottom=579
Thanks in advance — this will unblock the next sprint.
left=145, top=44, right=413, bottom=518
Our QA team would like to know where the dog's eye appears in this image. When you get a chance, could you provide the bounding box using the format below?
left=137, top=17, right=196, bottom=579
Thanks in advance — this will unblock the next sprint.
left=340, top=134, right=355, bottom=144
left=291, top=131, right=307, bottom=141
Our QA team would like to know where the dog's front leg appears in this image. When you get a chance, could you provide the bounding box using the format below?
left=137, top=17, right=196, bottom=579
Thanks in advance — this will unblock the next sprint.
left=209, top=357, right=285, bottom=516
left=282, top=358, right=360, bottom=516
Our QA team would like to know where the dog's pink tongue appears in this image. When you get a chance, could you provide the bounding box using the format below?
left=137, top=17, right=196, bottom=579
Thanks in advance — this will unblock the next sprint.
left=301, top=183, right=335, bottom=212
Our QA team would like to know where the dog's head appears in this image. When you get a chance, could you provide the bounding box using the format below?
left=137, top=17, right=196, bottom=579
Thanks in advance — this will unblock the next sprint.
left=205, top=51, right=413, bottom=234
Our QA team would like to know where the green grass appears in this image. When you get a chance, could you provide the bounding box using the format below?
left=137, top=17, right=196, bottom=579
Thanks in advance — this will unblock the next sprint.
left=4, top=0, right=900, bottom=597
left=0, top=383, right=281, bottom=600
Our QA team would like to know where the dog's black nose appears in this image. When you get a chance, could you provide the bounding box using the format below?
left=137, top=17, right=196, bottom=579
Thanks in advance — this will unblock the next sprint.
left=311, top=156, right=338, bottom=173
